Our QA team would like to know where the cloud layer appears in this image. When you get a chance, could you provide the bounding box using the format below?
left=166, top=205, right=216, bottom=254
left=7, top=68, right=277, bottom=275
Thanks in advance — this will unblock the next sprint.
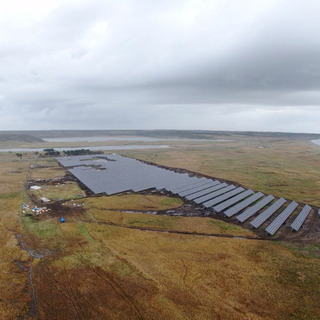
left=0, top=0, right=320, bottom=132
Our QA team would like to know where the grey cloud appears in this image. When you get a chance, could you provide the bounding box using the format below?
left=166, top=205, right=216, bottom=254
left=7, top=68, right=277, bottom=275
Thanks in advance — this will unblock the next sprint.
left=0, top=0, right=320, bottom=132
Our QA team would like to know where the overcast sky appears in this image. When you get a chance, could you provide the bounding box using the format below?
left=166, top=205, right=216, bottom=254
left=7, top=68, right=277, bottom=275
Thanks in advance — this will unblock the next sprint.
left=0, top=0, right=320, bottom=133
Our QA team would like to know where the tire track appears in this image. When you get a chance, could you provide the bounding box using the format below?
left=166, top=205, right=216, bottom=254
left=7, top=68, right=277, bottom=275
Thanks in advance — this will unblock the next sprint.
left=84, top=218, right=265, bottom=241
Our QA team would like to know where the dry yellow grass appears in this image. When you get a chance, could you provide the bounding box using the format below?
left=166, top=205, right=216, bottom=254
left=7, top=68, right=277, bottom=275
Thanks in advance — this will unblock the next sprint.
left=83, top=224, right=320, bottom=320
left=30, top=181, right=86, bottom=201
left=0, top=161, right=29, bottom=194
left=24, top=191, right=320, bottom=319
left=32, top=219, right=320, bottom=320
left=84, top=194, right=183, bottom=211
left=88, top=208, right=255, bottom=238
left=30, top=166, right=66, bottom=180
left=35, top=158, right=60, bottom=167
left=0, top=160, right=33, bottom=319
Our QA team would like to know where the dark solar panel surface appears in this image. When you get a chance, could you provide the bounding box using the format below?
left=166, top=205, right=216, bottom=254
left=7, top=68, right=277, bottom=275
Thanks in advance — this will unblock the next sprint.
left=224, top=192, right=264, bottom=217
left=291, top=205, right=312, bottom=231
left=193, top=184, right=232, bottom=204
left=236, top=195, right=274, bottom=223
left=57, top=155, right=209, bottom=195
left=250, top=198, right=286, bottom=229
left=179, top=182, right=219, bottom=198
left=265, top=201, right=298, bottom=235
left=184, top=181, right=222, bottom=200
left=178, top=181, right=220, bottom=197
left=203, top=187, right=245, bottom=208
left=213, top=189, right=254, bottom=213
left=172, top=180, right=212, bottom=194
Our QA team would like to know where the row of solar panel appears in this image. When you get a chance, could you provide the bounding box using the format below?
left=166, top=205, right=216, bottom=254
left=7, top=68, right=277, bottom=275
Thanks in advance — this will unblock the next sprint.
left=174, top=181, right=314, bottom=235
left=168, top=173, right=316, bottom=234
left=57, top=154, right=317, bottom=236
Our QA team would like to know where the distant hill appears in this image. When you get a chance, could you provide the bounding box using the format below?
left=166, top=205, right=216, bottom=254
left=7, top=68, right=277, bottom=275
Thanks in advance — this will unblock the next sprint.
left=0, top=133, right=43, bottom=143
left=1, top=130, right=320, bottom=141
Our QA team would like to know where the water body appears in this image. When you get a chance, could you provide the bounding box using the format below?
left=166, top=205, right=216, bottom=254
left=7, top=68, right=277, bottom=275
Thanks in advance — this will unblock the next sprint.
left=0, top=145, right=170, bottom=153
left=311, top=139, right=320, bottom=146
left=43, top=136, right=233, bottom=143
left=44, top=136, right=163, bottom=142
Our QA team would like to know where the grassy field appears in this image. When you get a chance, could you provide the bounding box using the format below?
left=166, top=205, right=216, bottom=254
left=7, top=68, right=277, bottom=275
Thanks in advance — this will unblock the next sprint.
left=30, top=167, right=66, bottom=180
left=82, top=195, right=255, bottom=238
left=0, top=159, right=33, bottom=319
left=84, top=194, right=183, bottom=211
left=30, top=181, right=86, bottom=202
left=21, top=191, right=320, bottom=319
left=29, top=216, right=320, bottom=320
left=1, top=135, right=320, bottom=319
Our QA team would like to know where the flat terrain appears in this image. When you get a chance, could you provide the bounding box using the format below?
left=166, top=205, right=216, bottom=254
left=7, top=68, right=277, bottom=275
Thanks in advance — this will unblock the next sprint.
left=0, top=155, right=34, bottom=319
left=30, top=181, right=85, bottom=202
left=0, top=132, right=319, bottom=319
left=80, top=195, right=254, bottom=238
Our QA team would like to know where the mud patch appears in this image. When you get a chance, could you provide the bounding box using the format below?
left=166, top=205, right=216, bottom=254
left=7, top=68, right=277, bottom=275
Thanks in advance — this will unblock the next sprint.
left=33, top=264, right=157, bottom=320
left=16, top=233, right=54, bottom=259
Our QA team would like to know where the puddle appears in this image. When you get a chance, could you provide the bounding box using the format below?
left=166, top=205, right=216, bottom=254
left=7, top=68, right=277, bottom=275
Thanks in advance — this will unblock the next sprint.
left=16, top=234, right=54, bottom=259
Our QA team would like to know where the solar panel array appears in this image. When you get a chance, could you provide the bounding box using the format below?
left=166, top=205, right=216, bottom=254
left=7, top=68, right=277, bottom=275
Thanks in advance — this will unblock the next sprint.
left=193, top=184, right=234, bottom=204
left=58, top=154, right=213, bottom=195
left=236, top=195, right=274, bottom=223
left=57, top=154, right=314, bottom=236
left=265, top=201, right=299, bottom=236
left=172, top=181, right=212, bottom=194
left=185, top=181, right=222, bottom=200
left=290, top=205, right=312, bottom=231
left=179, top=181, right=219, bottom=197
left=224, top=192, right=264, bottom=217
left=213, top=189, right=254, bottom=213
left=203, top=187, right=245, bottom=208
left=250, top=198, right=287, bottom=229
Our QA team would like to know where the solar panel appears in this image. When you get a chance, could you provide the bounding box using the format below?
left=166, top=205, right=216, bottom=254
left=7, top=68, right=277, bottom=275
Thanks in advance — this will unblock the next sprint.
left=265, top=201, right=298, bottom=236
left=236, top=195, right=275, bottom=223
left=184, top=181, right=223, bottom=200
left=203, top=187, right=245, bottom=208
left=250, top=198, right=286, bottom=229
left=154, top=171, right=193, bottom=191
left=290, top=205, right=312, bottom=232
left=57, top=154, right=219, bottom=196
left=224, top=192, right=264, bottom=217
left=168, top=178, right=203, bottom=192
left=171, top=180, right=213, bottom=194
left=212, top=189, right=254, bottom=213
left=179, top=181, right=220, bottom=197
left=193, top=184, right=234, bottom=204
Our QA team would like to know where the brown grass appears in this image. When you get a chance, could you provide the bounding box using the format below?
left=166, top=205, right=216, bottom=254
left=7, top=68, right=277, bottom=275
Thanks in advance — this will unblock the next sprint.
left=24, top=191, right=320, bottom=319
left=86, top=205, right=255, bottom=238
left=31, top=220, right=320, bottom=320
left=1, top=139, right=320, bottom=319
left=0, top=160, right=33, bottom=319
left=30, top=181, right=86, bottom=201
left=84, top=194, right=183, bottom=211
left=30, top=167, right=66, bottom=180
